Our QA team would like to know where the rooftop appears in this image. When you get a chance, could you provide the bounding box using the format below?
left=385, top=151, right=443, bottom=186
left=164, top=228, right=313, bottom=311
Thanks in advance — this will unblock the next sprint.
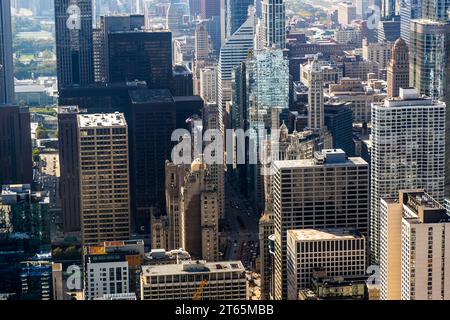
left=288, top=228, right=364, bottom=241
left=142, top=260, right=245, bottom=276
left=274, top=149, right=367, bottom=169
left=77, top=112, right=127, bottom=128
left=129, top=89, right=174, bottom=104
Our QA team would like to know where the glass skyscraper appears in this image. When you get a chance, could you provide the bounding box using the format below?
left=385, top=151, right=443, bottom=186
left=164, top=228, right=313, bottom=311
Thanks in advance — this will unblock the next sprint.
left=226, top=0, right=255, bottom=38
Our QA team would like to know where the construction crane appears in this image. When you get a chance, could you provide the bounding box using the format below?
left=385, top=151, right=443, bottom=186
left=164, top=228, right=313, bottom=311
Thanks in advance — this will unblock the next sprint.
left=192, top=280, right=209, bottom=300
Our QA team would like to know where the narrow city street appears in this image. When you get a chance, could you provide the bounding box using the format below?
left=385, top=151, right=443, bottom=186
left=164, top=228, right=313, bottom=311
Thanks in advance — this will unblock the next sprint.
left=223, top=176, right=260, bottom=271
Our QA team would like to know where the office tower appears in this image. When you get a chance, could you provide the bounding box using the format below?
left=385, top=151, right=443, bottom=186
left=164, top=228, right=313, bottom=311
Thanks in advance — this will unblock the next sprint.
left=108, top=31, right=173, bottom=90
left=0, top=106, right=33, bottom=186
left=84, top=240, right=145, bottom=300
left=202, top=104, right=225, bottom=220
left=189, top=0, right=201, bottom=17
left=324, top=102, right=355, bottom=156
left=199, top=66, right=218, bottom=103
left=218, top=11, right=255, bottom=132
left=259, top=211, right=274, bottom=299
left=249, top=48, right=289, bottom=112
left=362, top=39, right=392, bottom=70
left=261, top=0, right=286, bottom=49
left=380, top=190, right=450, bottom=300
left=166, top=0, right=190, bottom=37
left=286, top=228, right=366, bottom=300
left=131, top=0, right=146, bottom=14
left=387, top=38, right=409, bottom=98
left=0, top=0, right=14, bottom=104
left=94, top=14, right=146, bottom=83
left=58, top=106, right=83, bottom=233
left=19, top=261, right=53, bottom=300
left=171, top=64, right=194, bottom=96
left=409, top=20, right=450, bottom=101
left=55, top=0, right=94, bottom=89
left=195, top=22, right=210, bottom=61
left=337, top=2, right=357, bottom=26
left=328, top=77, right=378, bottom=123
left=370, top=88, right=446, bottom=263
left=273, top=149, right=369, bottom=299
left=377, top=19, right=401, bottom=42
left=205, top=16, right=222, bottom=56
left=422, top=0, right=450, bottom=21
left=307, top=59, right=324, bottom=132
left=177, top=160, right=219, bottom=261
left=355, top=0, right=369, bottom=18
left=77, top=113, right=130, bottom=244
left=381, top=0, right=396, bottom=18
left=140, top=260, right=247, bottom=300
left=165, top=162, right=188, bottom=250
left=1, top=184, right=50, bottom=246
left=334, top=26, right=362, bottom=47
left=226, top=0, right=255, bottom=39
left=399, top=0, right=421, bottom=45
left=128, top=90, right=203, bottom=235
left=201, top=0, right=220, bottom=19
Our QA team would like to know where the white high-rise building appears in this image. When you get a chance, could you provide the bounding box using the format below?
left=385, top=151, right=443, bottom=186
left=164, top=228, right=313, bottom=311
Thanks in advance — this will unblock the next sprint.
left=140, top=260, right=247, bottom=300
left=380, top=190, right=450, bottom=300
left=286, top=228, right=366, bottom=300
left=261, top=0, right=286, bottom=49
left=370, top=88, right=446, bottom=263
left=273, top=149, right=369, bottom=300
left=199, top=66, right=218, bottom=104
left=77, top=113, right=131, bottom=245
left=308, top=59, right=324, bottom=131
left=337, top=1, right=357, bottom=26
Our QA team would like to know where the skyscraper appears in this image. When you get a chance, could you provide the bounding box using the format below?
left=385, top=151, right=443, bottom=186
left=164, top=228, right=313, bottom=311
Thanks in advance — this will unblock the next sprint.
left=55, top=0, right=94, bottom=89
left=0, top=0, right=14, bottom=104
left=108, top=31, right=173, bottom=90
left=273, top=149, right=369, bottom=300
left=261, top=0, right=285, bottom=49
left=307, top=59, right=324, bottom=132
left=370, top=88, right=446, bottom=263
left=77, top=113, right=131, bottom=245
left=248, top=48, right=289, bottom=111
left=387, top=38, right=409, bottom=98
left=128, top=90, right=203, bottom=235
left=94, top=14, right=146, bottom=83
left=409, top=19, right=450, bottom=102
left=58, top=106, right=83, bottom=233
left=380, top=190, right=450, bottom=300
left=201, top=0, right=220, bottom=19
left=218, top=10, right=255, bottom=132
left=0, top=106, right=33, bottom=186
left=399, top=0, right=421, bottom=45
left=226, top=0, right=255, bottom=39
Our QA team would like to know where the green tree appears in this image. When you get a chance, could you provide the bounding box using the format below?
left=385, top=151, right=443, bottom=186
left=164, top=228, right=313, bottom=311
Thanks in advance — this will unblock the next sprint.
left=35, top=126, right=49, bottom=139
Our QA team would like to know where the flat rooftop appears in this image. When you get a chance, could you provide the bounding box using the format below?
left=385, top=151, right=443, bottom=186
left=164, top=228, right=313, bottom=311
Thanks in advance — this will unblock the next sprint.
left=274, top=156, right=367, bottom=169
left=142, top=260, right=245, bottom=276
left=288, top=228, right=364, bottom=242
left=77, top=112, right=126, bottom=128
left=129, top=89, right=174, bottom=104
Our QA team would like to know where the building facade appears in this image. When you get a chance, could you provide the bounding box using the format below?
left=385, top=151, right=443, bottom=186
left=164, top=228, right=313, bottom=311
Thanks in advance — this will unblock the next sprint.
left=77, top=113, right=130, bottom=244
left=140, top=260, right=246, bottom=300
left=273, top=149, right=369, bottom=299
left=370, top=89, right=446, bottom=263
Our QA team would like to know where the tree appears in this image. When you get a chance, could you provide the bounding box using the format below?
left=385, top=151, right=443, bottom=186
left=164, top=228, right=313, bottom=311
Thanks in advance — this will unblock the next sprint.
left=35, top=126, right=49, bottom=139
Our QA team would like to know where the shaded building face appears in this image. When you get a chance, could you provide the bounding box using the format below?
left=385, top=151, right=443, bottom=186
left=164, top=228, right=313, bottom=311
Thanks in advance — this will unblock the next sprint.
left=108, top=32, right=173, bottom=90
left=0, top=106, right=32, bottom=186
